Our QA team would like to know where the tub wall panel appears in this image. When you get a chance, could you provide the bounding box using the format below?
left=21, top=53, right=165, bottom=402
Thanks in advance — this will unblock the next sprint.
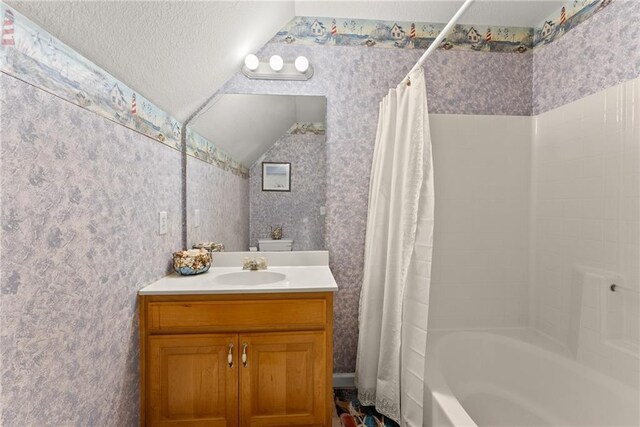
left=532, top=77, right=640, bottom=385
left=428, top=114, right=532, bottom=330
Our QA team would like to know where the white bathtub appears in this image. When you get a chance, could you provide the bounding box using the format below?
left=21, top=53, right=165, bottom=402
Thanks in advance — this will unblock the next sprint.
left=424, top=330, right=640, bottom=426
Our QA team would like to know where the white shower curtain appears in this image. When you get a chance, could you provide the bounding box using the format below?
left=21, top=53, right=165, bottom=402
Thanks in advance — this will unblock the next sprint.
left=355, top=66, right=435, bottom=427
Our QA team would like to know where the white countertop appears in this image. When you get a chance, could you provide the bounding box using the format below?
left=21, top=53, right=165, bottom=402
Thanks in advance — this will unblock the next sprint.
left=139, top=251, right=338, bottom=295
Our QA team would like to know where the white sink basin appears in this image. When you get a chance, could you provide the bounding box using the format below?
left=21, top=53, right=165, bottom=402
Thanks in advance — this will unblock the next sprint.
left=213, top=271, right=287, bottom=286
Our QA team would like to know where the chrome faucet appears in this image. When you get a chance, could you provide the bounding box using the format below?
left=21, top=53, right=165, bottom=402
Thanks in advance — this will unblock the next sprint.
left=243, top=256, right=267, bottom=271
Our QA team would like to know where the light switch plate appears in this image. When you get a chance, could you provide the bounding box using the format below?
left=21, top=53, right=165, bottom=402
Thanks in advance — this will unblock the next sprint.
left=159, top=211, right=167, bottom=235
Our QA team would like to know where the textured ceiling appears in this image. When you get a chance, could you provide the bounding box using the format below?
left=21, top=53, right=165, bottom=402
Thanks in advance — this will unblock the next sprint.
left=7, top=0, right=562, bottom=124
left=6, top=1, right=296, bottom=122
left=190, top=94, right=326, bottom=166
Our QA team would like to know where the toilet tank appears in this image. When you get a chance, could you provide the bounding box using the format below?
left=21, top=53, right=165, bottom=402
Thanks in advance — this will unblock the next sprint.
left=258, top=239, right=294, bottom=251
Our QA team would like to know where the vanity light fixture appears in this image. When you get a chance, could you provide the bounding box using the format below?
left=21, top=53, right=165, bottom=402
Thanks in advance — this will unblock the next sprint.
left=294, top=56, right=309, bottom=73
left=242, top=54, right=313, bottom=81
left=269, top=55, right=284, bottom=71
left=244, top=54, right=259, bottom=71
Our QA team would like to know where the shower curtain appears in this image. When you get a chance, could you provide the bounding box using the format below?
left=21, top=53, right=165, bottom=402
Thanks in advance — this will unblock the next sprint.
left=355, top=66, right=435, bottom=427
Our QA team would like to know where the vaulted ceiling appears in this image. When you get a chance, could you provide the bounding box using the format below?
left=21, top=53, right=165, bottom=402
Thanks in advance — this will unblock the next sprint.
left=6, top=1, right=296, bottom=122
left=7, top=0, right=563, bottom=124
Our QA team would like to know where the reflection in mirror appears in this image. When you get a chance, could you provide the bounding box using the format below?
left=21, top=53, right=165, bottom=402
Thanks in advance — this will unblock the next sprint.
left=187, top=94, right=327, bottom=252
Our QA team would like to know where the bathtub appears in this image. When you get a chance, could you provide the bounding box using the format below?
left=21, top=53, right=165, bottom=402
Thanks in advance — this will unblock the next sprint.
left=424, top=330, right=639, bottom=426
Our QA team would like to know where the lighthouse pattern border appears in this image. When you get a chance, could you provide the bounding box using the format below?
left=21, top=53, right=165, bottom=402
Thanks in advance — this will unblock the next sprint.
left=274, top=17, right=533, bottom=53
left=0, top=4, right=249, bottom=178
left=0, top=0, right=617, bottom=177
left=532, top=0, right=613, bottom=48
left=272, top=0, right=615, bottom=53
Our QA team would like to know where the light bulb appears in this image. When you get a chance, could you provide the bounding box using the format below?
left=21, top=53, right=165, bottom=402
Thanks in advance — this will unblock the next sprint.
left=294, top=56, right=309, bottom=73
left=269, top=55, right=284, bottom=71
left=244, top=54, right=259, bottom=71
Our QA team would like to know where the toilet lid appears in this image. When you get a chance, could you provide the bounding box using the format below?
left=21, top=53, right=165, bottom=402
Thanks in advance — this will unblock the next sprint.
left=258, top=239, right=293, bottom=244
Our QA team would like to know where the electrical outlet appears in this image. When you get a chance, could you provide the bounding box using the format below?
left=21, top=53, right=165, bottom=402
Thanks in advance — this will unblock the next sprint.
left=194, top=209, right=200, bottom=228
left=320, top=206, right=326, bottom=216
left=159, top=211, right=167, bottom=235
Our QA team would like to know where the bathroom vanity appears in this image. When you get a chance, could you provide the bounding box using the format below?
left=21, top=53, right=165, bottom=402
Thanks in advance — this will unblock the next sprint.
left=138, top=251, right=337, bottom=427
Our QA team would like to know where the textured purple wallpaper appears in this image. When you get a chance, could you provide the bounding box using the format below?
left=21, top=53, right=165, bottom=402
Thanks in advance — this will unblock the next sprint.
left=187, top=156, right=249, bottom=251
left=424, top=50, right=532, bottom=116
left=533, top=0, right=640, bottom=114
left=249, top=133, right=326, bottom=251
left=0, top=74, right=182, bottom=425
left=2, top=8, right=632, bottom=420
left=219, top=42, right=532, bottom=372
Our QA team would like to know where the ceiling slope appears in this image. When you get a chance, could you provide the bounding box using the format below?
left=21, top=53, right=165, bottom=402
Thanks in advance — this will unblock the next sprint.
left=7, top=0, right=295, bottom=122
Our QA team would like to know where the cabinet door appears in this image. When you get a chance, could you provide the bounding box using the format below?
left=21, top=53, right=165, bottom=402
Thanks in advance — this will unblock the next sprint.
left=147, top=334, right=238, bottom=426
left=239, top=331, right=326, bottom=427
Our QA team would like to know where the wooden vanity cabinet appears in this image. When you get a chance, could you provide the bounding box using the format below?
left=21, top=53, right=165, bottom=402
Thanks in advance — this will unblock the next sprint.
left=147, top=334, right=238, bottom=426
left=139, top=292, right=333, bottom=427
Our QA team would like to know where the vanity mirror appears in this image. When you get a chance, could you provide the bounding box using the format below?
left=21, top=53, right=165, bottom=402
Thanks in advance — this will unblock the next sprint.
left=186, top=94, right=327, bottom=252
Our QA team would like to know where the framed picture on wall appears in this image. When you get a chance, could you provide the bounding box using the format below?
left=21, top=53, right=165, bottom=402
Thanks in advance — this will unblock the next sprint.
left=262, top=162, right=291, bottom=192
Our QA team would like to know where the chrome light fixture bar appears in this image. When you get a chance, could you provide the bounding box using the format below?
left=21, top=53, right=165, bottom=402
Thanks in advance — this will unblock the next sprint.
left=242, top=54, right=314, bottom=81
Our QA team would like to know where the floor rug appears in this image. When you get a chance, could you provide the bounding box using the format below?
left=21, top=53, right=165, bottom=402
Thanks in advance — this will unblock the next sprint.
left=334, top=388, right=400, bottom=427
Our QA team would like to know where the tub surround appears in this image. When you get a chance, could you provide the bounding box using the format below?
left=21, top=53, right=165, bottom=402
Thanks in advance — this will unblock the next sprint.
left=531, top=0, right=640, bottom=390
left=532, top=77, right=640, bottom=386
left=428, top=114, right=532, bottom=329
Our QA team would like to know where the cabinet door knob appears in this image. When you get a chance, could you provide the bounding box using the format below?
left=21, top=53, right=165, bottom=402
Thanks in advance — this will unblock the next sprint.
left=227, top=343, right=234, bottom=368
left=242, top=342, right=248, bottom=368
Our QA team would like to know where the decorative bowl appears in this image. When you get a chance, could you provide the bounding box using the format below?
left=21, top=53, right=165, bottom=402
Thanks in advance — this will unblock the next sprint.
left=173, top=248, right=211, bottom=275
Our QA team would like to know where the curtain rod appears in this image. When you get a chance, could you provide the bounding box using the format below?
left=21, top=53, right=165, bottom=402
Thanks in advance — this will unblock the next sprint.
left=403, top=0, right=475, bottom=84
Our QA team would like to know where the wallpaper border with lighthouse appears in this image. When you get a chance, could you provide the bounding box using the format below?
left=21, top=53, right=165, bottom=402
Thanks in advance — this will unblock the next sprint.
left=0, top=3, right=249, bottom=178
left=533, top=0, right=613, bottom=48
left=272, top=0, right=614, bottom=53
